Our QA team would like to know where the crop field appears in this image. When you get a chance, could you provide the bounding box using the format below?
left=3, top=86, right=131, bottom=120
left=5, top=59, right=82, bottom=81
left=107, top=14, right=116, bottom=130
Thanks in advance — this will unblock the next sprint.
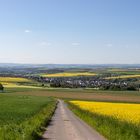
left=70, top=101, right=140, bottom=124
left=1, top=74, right=140, bottom=140
left=1, top=87, right=140, bottom=140
left=13, top=89, right=140, bottom=103
left=0, top=77, right=31, bottom=82
left=0, top=77, right=41, bottom=88
left=41, top=72, right=97, bottom=77
left=108, top=68, right=140, bottom=73
left=106, top=74, right=140, bottom=79
left=0, top=77, right=31, bottom=87
left=68, top=100, right=140, bottom=140
left=0, top=94, right=57, bottom=140
left=1, top=82, right=39, bottom=88
left=106, top=68, right=140, bottom=78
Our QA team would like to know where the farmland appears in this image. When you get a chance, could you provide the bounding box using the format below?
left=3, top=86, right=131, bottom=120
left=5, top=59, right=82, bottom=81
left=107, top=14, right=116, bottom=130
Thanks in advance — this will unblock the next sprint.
left=0, top=66, right=140, bottom=139
left=13, top=89, right=140, bottom=103
left=1, top=85, right=140, bottom=140
left=68, top=100, right=140, bottom=140
left=0, top=94, right=57, bottom=140
left=35, top=68, right=140, bottom=90
left=1, top=67, right=140, bottom=91
left=1, top=0, right=140, bottom=138
left=0, top=77, right=31, bottom=82
left=7, top=88, right=139, bottom=140
left=0, top=77, right=30, bottom=87
left=41, top=72, right=96, bottom=77
left=106, top=74, right=140, bottom=79
left=70, top=101, right=140, bottom=124
left=0, top=77, right=43, bottom=89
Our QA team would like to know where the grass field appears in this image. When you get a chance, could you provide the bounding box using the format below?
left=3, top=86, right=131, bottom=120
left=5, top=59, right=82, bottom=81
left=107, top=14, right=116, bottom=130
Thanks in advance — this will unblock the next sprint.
left=11, top=88, right=140, bottom=103
left=0, top=94, right=57, bottom=140
left=4, top=84, right=45, bottom=89
left=108, top=68, right=140, bottom=74
left=106, top=74, right=140, bottom=79
left=68, top=100, right=140, bottom=140
left=1, top=84, right=140, bottom=139
left=41, top=72, right=96, bottom=77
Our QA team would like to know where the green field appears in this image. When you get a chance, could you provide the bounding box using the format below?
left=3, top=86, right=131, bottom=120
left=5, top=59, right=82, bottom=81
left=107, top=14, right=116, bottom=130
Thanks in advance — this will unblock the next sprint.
left=106, top=74, right=140, bottom=79
left=1, top=74, right=140, bottom=140
left=0, top=94, right=57, bottom=140
left=1, top=87, right=140, bottom=140
left=11, top=88, right=140, bottom=103
left=107, top=68, right=140, bottom=74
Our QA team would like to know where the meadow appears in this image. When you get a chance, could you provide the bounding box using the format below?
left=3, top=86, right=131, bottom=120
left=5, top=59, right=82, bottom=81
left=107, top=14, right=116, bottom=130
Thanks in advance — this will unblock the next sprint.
left=106, top=74, right=140, bottom=79
left=13, top=89, right=140, bottom=103
left=68, top=100, right=140, bottom=140
left=0, top=94, right=57, bottom=140
left=107, top=68, right=140, bottom=75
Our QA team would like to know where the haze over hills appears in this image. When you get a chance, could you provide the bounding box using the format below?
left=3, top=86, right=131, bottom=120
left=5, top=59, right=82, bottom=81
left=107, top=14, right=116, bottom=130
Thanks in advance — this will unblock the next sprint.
left=0, top=63, right=140, bottom=69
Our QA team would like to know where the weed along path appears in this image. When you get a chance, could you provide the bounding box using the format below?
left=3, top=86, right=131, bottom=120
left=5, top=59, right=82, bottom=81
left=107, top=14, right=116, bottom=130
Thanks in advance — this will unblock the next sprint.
left=41, top=100, right=105, bottom=140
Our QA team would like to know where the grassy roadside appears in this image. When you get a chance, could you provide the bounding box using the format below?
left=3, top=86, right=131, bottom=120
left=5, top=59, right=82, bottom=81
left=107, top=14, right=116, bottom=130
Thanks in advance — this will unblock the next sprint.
left=67, top=102, right=140, bottom=140
left=0, top=95, right=57, bottom=140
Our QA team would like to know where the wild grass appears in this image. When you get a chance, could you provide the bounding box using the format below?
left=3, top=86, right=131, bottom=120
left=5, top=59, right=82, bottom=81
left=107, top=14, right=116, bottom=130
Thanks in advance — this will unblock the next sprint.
left=0, top=95, right=57, bottom=140
left=68, top=101, right=140, bottom=140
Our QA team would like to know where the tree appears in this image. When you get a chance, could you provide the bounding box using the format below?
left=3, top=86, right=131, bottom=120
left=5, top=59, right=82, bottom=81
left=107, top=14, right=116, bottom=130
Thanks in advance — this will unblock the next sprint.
left=0, top=83, right=4, bottom=91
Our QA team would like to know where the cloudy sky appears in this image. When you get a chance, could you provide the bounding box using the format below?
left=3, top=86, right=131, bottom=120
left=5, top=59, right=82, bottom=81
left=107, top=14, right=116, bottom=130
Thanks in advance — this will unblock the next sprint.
left=0, top=0, right=140, bottom=64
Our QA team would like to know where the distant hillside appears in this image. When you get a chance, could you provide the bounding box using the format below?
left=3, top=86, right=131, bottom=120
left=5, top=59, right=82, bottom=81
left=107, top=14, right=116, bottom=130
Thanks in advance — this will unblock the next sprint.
left=0, top=63, right=140, bottom=69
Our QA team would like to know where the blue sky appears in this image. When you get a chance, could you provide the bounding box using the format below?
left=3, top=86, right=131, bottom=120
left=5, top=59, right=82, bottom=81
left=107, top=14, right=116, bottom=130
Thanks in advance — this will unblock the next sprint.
left=0, top=0, right=140, bottom=64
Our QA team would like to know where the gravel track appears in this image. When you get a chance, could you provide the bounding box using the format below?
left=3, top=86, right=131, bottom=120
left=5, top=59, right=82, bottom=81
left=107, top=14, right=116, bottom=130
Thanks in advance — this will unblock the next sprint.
left=42, top=100, right=106, bottom=140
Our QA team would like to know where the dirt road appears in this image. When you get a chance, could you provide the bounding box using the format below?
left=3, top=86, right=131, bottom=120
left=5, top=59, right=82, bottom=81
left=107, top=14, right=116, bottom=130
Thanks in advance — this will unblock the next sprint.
left=42, top=100, right=105, bottom=140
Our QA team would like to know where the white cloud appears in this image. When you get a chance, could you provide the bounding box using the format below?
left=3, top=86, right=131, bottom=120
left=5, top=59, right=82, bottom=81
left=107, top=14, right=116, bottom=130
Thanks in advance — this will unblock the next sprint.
left=106, top=43, right=113, bottom=47
left=40, top=41, right=52, bottom=46
left=72, top=42, right=80, bottom=46
left=24, top=29, right=32, bottom=33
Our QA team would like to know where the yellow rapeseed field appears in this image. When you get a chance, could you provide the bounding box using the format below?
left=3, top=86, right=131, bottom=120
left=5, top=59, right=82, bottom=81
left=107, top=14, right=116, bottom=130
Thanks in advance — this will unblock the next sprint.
left=42, top=72, right=96, bottom=77
left=0, top=77, right=31, bottom=83
left=0, top=77, right=33, bottom=88
left=70, top=101, right=140, bottom=125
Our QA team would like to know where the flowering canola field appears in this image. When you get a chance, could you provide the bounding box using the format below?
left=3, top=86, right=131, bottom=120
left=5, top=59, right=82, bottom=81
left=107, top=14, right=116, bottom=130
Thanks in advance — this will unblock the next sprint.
left=0, top=77, right=39, bottom=88
left=0, top=77, right=31, bottom=82
left=70, top=101, right=140, bottom=125
left=42, top=72, right=96, bottom=77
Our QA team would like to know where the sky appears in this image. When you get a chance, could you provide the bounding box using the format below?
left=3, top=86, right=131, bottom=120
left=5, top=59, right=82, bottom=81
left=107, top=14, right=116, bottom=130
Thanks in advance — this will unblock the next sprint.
left=0, top=0, right=140, bottom=64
